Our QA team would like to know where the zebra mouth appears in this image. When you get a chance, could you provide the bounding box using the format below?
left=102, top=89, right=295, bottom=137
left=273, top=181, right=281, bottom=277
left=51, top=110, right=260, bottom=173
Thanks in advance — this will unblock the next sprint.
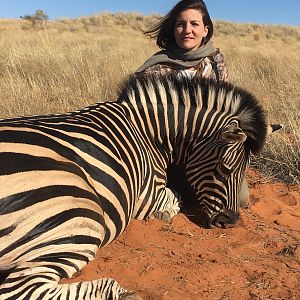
left=209, top=210, right=240, bottom=229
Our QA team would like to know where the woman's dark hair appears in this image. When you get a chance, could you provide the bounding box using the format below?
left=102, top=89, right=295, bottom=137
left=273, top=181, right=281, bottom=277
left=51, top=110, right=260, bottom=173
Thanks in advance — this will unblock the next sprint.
left=144, top=0, right=213, bottom=50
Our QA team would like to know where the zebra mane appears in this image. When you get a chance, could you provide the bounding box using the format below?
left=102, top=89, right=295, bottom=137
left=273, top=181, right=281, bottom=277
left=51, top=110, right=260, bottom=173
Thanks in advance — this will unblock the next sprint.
left=117, top=73, right=268, bottom=154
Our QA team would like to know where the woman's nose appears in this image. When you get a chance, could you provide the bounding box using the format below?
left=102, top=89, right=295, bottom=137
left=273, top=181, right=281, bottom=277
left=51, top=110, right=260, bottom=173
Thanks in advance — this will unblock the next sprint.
left=183, top=23, right=192, bottom=33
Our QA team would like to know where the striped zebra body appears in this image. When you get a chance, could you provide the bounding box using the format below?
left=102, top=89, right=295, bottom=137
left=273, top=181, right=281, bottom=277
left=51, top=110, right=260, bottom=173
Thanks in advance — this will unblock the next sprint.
left=0, top=74, right=269, bottom=299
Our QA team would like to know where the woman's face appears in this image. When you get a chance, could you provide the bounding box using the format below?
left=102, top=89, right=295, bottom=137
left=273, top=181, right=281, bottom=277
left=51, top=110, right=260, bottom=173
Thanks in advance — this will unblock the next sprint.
left=174, top=9, right=208, bottom=51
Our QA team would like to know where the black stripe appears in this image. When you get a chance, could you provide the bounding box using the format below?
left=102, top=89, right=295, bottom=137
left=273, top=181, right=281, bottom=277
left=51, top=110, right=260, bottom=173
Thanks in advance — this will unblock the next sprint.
left=0, top=152, right=84, bottom=176
left=165, top=88, right=176, bottom=148
left=75, top=282, right=83, bottom=300
left=3, top=274, right=54, bottom=284
left=36, top=257, right=82, bottom=272
left=82, top=281, right=89, bottom=299
left=185, top=105, right=197, bottom=145
left=0, top=225, right=16, bottom=238
left=30, top=252, right=89, bottom=268
left=0, top=185, right=100, bottom=215
left=36, top=289, right=50, bottom=300
left=135, top=173, right=156, bottom=218
left=42, top=264, right=70, bottom=279
left=0, top=275, right=53, bottom=293
left=2, top=282, right=45, bottom=300
left=15, top=235, right=100, bottom=261
left=153, top=81, right=167, bottom=144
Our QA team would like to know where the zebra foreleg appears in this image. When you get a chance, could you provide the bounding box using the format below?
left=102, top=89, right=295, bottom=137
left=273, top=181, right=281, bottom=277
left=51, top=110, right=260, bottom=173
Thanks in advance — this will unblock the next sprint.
left=153, top=187, right=183, bottom=223
left=0, top=266, right=142, bottom=300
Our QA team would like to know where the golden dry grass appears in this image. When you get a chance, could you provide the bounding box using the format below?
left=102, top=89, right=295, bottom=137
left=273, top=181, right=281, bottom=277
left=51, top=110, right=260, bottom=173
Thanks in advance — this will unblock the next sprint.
left=0, top=13, right=299, bottom=183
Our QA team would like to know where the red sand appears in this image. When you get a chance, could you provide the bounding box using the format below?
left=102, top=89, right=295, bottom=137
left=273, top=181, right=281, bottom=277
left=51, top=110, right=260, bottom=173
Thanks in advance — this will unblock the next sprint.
left=65, top=169, right=300, bottom=299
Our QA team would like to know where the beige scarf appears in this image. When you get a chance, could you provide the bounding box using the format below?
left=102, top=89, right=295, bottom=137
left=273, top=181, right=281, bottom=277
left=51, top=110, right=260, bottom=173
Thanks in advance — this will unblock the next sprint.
left=136, top=40, right=214, bottom=72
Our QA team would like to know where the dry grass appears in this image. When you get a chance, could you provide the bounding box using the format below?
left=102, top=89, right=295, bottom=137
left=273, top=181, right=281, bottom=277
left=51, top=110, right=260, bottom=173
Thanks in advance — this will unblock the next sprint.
left=0, top=13, right=299, bottom=183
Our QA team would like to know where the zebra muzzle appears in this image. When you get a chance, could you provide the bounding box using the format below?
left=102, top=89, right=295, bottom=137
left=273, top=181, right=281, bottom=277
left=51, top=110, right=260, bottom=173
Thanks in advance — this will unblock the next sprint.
left=210, top=210, right=240, bottom=229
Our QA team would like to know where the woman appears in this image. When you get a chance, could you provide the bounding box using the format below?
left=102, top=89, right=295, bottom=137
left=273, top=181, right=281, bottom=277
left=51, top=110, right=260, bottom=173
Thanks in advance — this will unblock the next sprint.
left=136, top=0, right=228, bottom=83
left=136, top=0, right=233, bottom=208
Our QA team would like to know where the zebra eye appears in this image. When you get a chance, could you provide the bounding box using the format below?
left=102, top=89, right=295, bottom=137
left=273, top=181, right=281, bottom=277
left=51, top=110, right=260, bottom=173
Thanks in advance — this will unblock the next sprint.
left=216, top=163, right=232, bottom=177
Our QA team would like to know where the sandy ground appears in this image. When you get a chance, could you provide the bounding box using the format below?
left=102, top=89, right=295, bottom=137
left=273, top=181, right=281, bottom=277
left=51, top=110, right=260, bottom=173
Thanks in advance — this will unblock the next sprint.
left=65, top=169, right=300, bottom=299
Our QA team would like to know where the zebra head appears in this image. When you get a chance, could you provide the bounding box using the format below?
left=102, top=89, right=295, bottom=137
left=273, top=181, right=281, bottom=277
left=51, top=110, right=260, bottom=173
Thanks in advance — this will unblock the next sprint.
left=182, top=79, right=277, bottom=229
left=186, top=119, right=250, bottom=228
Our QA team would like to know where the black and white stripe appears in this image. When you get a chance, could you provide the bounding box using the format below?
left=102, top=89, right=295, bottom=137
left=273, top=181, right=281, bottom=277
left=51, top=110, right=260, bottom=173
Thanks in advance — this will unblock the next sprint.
left=0, top=74, right=268, bottom=299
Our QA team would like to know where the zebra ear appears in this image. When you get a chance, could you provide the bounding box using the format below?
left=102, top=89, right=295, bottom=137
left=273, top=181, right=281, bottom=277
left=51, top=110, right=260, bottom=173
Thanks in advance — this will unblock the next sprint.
left=220, top=123, right=247, bottom=143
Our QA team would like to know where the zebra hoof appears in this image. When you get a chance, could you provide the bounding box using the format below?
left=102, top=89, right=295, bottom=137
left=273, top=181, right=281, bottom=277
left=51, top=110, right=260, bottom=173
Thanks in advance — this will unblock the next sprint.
left=119, top=291, right=144, bottom=300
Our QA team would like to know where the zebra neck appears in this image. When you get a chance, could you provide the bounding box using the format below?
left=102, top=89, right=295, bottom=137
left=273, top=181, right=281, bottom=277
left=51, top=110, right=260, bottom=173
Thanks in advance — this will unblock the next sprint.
left=118, top=100, right=198, bottom=165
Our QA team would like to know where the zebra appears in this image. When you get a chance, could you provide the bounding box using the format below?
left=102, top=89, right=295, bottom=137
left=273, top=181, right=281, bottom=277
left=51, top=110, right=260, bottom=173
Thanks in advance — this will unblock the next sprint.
left=0, top=73, right=279, bottom=299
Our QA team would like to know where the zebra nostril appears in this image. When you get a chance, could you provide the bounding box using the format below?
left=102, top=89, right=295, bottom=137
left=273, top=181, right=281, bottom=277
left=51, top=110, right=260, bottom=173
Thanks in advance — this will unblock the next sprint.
left=228, top=210, right=240, bottom=221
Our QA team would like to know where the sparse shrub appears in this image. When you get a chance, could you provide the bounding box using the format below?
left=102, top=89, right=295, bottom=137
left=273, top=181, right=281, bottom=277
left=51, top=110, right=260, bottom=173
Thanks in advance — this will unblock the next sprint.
left=20, top=9, right=49, bottom=29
